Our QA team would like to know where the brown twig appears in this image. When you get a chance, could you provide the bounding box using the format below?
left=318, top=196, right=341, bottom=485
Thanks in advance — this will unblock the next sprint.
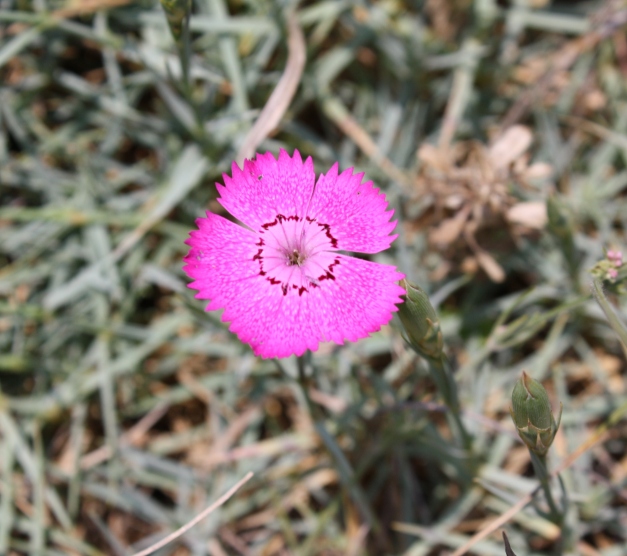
left=321, top=96, right=413, bottom=192
left=129, top=471, right=254, bottom=556
left=438, top=39, right=483, bottom=153
left=51, top=0, right=133, bottom=19
left=236, top=8, right=306, bottom=164
left=500, top=5, right=627, bottom=131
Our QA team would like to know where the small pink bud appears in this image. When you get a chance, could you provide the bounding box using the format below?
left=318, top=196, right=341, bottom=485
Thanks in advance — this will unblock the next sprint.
left=608, top=268, right=618, bottom=280
left=607, top=250, right=623, bottom=266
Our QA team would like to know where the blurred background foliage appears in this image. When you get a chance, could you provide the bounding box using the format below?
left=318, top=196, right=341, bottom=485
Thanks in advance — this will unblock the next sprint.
left=1, top=0, right=627, bottom=554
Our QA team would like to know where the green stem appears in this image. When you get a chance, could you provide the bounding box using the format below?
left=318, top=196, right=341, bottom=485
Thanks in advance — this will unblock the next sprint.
left=529, top=451, right=563, bottom=525
left=427, top=355, right=474, bottom=455
left=296, top=353, right=317, bottom=420
left=292, top=354, right=385, bottom=541
left=591, top=278, right=627, bottom=357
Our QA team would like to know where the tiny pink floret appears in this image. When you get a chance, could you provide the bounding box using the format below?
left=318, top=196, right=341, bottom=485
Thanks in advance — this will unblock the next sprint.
left=608, top=250, right=623, bottom=267
left=183, top=149, right=405, bottom=358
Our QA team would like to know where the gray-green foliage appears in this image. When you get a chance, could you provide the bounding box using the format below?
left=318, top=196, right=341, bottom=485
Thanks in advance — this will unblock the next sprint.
left=1, top=0, right=627, bottom=555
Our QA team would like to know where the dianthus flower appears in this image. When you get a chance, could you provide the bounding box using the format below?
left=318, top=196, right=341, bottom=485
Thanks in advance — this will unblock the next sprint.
left=183, top=150, right=405, bottom=358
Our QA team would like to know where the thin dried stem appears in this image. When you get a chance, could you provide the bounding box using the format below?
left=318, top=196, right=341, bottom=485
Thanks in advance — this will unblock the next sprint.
left=129, top=472, right=254, bottom=556
left=236, top=8, right=306, bottom=164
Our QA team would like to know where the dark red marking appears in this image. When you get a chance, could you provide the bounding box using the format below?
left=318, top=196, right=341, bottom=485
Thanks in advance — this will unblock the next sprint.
left=318, top=258, right=340, bottom=282
left=261, top=218, right=277, bottom=230
left=254, top=215, right=340, bottom=295
left=320, top=223, right=338, bottom=248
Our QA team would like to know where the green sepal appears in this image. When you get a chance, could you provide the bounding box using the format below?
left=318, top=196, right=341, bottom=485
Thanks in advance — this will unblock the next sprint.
left=510, top=371, right=561, bottom=457
left=397, top=279, right=444, bottom=360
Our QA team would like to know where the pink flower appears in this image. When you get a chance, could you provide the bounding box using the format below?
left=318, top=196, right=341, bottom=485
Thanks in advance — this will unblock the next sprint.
left=607, top=250, right=623, bottom=267
left=183, top=150, right=405, bottom=358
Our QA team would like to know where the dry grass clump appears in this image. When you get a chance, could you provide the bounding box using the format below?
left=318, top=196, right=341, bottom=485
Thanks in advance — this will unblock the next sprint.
left=413, top=125, right=552, bottom=282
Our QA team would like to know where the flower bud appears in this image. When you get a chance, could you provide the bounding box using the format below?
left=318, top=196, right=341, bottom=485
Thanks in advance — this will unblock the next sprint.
left=546, top=195, right=572, bottom=240
left=397, top=279, right=443, bottom=360
left=510, top=371, right=562, bottom=456
left=160, top=0, right=191, bottom=42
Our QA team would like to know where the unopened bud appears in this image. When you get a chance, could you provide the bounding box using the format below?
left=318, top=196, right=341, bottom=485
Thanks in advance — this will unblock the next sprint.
left=398, top=279, right=443, bottom=360
left=607, top=250, right=623, bottom=266
left=510, top=371, right=562, bottom=456
left=546, top=195, right=572, bottom=239
left=161, top=0, right=191, bottom=42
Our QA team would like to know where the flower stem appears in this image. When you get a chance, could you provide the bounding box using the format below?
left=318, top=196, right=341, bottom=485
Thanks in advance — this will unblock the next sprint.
left=426, top=355, right=474, bottom=455
left=591, top=278, right=627, bottom=357
left=293, top=354, right=385, bottom=541
left=529, top=451, right=563, bottom=524
left=296, top=353, right=317, bottom=420
left=528, top=451, right=575, bottom=554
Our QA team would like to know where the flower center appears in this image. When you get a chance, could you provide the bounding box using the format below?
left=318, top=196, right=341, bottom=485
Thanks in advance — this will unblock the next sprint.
left=253, top=213, right=340, bottom=297
left=287, top=249, right=306, bottom=267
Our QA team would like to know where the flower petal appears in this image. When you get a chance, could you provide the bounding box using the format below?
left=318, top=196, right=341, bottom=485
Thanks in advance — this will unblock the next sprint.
left=216, top=149, right=316, bottom=231
left=183, top=212, right=259, bottom=308
left=214, top=253, right=404, bottom=359
left=307, top=163, right=398, bottom=254
left=305, top=254, right=405, bottom=346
